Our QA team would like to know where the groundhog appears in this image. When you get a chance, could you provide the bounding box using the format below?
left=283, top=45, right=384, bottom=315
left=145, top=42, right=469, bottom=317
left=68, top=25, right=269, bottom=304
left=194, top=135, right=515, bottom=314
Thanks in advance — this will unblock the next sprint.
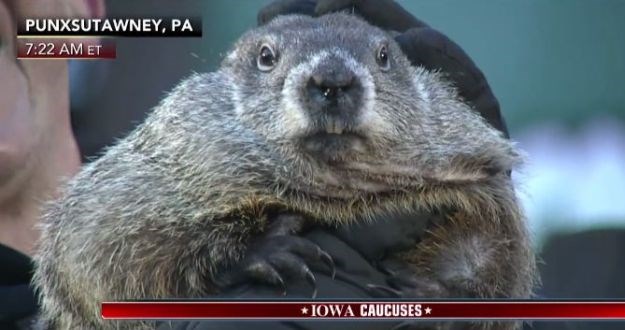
left=33, top=13, right=535, bottom=330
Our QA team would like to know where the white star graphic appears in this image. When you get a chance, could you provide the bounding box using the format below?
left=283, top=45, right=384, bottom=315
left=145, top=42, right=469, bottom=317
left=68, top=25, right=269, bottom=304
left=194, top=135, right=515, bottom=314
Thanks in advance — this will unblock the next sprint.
left=301, top=307, right=309, bottom=315
left=425, top=307, right=432, bottom=315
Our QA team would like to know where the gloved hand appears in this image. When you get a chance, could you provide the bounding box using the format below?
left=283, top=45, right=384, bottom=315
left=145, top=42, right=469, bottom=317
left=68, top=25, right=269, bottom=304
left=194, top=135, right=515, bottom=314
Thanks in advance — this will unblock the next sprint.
left=258, top=0, right=509, bottom=137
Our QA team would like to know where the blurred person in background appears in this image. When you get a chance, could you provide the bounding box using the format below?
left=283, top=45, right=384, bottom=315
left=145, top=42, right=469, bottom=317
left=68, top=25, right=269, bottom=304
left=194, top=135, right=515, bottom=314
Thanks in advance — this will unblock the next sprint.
left=0, top=0, right=103, bottom=328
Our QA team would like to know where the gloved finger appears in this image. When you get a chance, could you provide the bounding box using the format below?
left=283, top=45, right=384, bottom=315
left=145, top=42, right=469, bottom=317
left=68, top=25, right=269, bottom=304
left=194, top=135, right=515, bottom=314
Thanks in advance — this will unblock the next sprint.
left=315, top=0, right=428, bottom=32
left=257, top=0, right=317, bottom=26
left=396, top=27, right=509, bottom=137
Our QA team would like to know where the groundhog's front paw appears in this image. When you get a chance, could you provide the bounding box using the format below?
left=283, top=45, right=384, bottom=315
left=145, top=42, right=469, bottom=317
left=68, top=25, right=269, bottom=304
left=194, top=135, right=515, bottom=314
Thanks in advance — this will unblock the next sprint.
left=365, top=260, right=450, bottom=299
left=214, top=214, right=335, bottom=297
left=366, top=275, right=450, bottom=299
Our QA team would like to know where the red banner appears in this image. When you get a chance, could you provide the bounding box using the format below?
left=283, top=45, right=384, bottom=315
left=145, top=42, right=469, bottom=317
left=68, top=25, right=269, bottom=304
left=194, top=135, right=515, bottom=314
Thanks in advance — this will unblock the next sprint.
left=101, top=301, right=625, bottom=320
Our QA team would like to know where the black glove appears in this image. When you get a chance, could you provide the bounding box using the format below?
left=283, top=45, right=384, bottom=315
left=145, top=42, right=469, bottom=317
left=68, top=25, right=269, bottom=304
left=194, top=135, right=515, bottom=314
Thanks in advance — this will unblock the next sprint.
left=258, top=0, right=509, bottom=137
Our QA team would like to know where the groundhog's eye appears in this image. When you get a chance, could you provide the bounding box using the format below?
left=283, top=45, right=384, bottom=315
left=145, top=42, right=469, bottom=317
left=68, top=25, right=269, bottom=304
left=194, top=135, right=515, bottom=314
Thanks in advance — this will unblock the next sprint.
left=257, top=44, right=278, bottom=71
left=376, top=45, right=390, bottom=71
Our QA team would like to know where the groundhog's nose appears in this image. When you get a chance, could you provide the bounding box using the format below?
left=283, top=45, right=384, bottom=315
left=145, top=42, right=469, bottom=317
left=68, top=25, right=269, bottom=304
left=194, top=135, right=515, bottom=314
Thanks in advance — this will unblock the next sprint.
left=304, top=64, right=364, bottom=122
left=308, top=72, right=355, bottom=102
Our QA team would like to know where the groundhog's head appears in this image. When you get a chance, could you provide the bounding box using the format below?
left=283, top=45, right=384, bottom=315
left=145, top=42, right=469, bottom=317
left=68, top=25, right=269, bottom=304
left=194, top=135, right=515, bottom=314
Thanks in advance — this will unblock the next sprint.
left=222, top=13, right=521, bottom=198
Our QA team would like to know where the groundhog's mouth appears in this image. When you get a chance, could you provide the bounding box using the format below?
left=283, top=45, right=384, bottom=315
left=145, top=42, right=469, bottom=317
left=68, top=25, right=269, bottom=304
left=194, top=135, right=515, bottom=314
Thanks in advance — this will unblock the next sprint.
left=296, top=166, right=423, bottom=200
left=299, top=132, right=367, bottom=162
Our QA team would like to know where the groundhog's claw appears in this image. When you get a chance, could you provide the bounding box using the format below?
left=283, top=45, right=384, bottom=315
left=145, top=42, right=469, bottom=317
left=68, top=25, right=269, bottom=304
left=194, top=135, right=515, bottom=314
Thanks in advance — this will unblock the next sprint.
left=214, top=213, right=334, bottom=298
left=266, top=213, right=335, bottom=280
left=366, top=274, right=450, bottom=299
left=365, top=284, right=402, bottom=298
left=367, top=259, right=451, bottom=299
left=244, top=260, right=287, bottom=295
left=319, top=250, right=336, bottom=279
left=257, top=251, right=318, bottom=297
